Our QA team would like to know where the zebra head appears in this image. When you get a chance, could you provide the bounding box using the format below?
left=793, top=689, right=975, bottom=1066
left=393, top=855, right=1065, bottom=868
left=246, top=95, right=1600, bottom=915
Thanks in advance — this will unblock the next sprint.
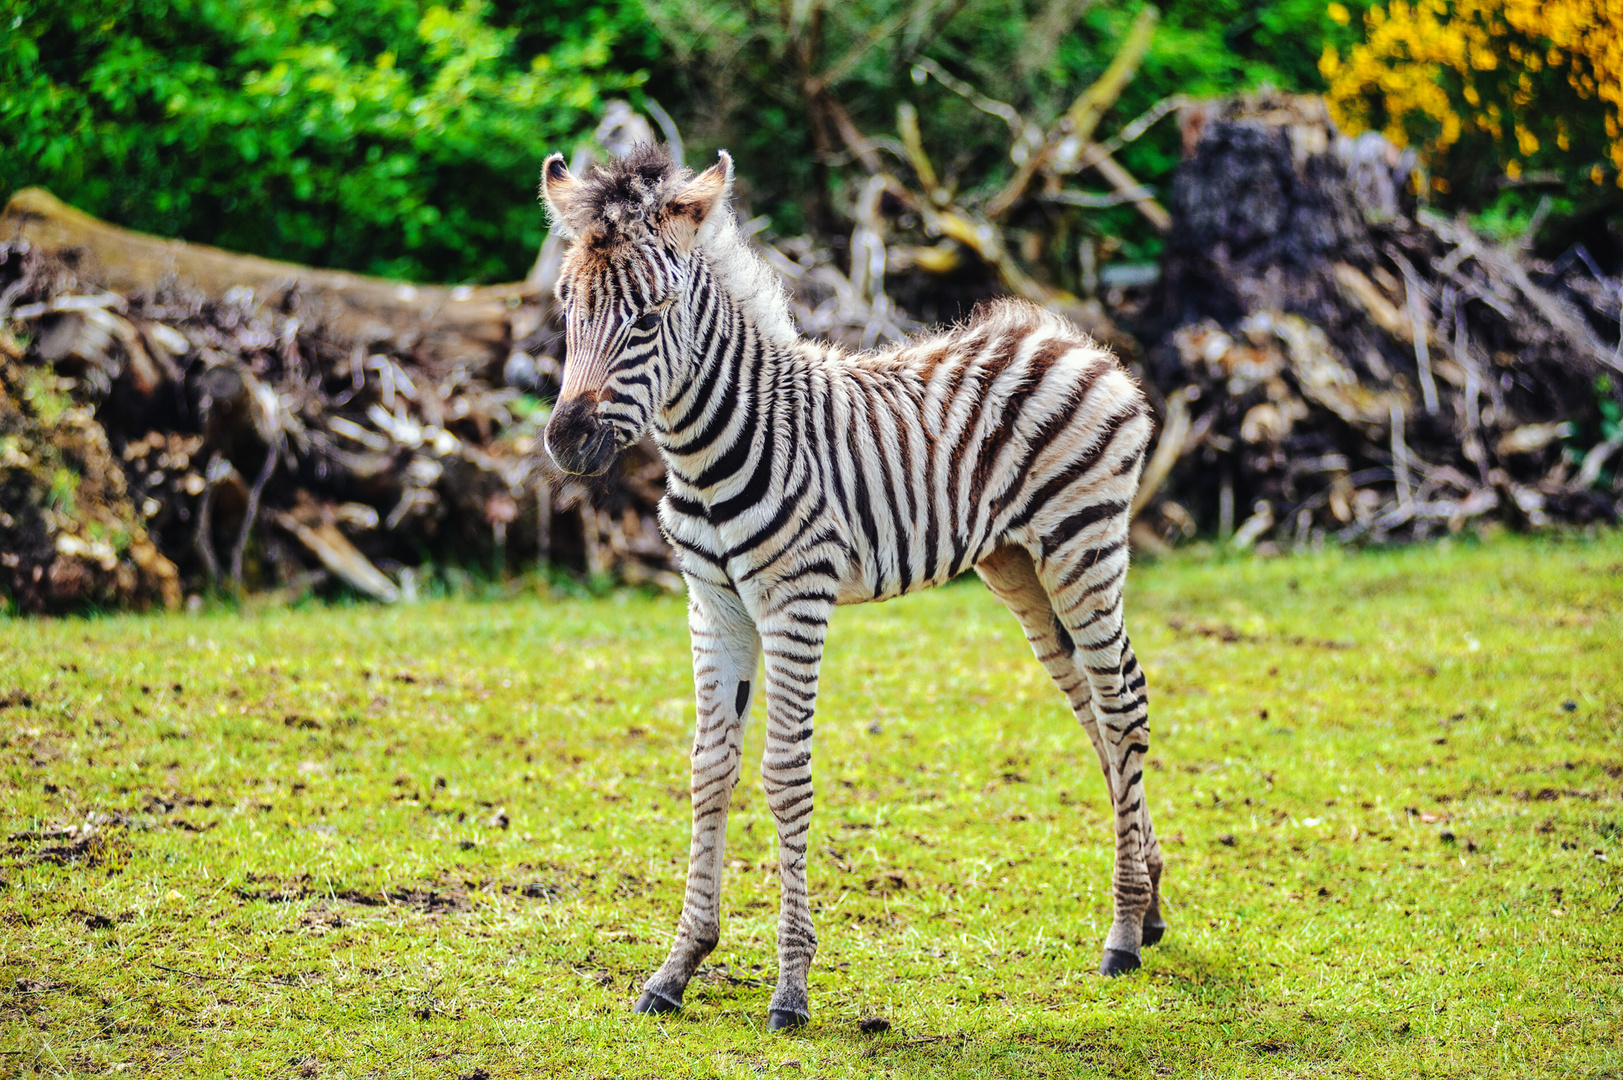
left=539, top=144, right=733, bottom=476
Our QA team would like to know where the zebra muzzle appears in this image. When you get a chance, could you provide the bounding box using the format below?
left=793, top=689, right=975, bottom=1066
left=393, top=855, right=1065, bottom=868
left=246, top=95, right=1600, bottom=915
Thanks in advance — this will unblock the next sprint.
left=545, top=396, right=621, bottom=477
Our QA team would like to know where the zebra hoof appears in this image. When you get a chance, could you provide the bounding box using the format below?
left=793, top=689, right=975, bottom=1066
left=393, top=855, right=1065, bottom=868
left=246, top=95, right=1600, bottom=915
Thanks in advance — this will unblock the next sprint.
left=633, top=989, right=682, bottom=1015
left=767, top=1008, right=810, bottom=1032
left=1141, top=919, right=1167, bottom=948
left=1099, top=948, right=1142, bottom=977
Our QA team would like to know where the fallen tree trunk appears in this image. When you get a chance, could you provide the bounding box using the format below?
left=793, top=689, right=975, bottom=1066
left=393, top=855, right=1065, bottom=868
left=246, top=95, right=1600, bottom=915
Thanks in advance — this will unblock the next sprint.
left=1, top=188, right=545, bottom=382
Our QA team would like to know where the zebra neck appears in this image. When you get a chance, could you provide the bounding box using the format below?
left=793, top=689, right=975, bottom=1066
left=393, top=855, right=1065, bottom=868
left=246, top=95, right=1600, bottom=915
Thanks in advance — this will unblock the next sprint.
left=654, top=272, right=799, bottom=493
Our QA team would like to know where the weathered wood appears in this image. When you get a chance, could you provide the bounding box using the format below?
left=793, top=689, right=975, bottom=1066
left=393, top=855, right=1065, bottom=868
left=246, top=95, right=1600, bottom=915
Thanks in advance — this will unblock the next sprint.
left=1, top=188, right=541, bottom=379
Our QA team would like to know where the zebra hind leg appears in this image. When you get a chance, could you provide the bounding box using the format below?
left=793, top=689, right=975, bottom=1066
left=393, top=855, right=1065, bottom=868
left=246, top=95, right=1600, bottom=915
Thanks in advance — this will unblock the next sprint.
left=1124, top=637, right=1168, bottom=948
left=977, top=546, right=1165, bottom=971
left=976, top=546, right=1107, bottom=776
left=1037, top=526, right=1157, bottom=977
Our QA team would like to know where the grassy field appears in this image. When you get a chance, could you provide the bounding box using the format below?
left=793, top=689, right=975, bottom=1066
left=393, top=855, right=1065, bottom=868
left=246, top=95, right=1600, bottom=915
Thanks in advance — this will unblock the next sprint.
left=2, top=532, right=1621, bottom=1078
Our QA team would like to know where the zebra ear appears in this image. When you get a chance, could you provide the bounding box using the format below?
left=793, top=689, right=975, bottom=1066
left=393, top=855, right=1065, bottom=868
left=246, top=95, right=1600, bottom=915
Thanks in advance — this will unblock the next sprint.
left=664, top=150, right=733, bottom=253
left=540, top=153, right=578, bottom=239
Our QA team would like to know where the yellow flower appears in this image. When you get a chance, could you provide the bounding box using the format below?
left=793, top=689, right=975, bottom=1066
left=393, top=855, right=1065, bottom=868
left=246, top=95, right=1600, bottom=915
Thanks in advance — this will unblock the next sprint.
left=1326, top=0, right=1623, bottom=184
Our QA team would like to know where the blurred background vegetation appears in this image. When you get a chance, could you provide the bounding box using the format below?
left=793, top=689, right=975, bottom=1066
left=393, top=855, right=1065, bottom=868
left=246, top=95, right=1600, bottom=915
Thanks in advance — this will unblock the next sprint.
left=2, top=0, right=1618, bottom=284
left=1321, top=0, right=1623, bottom=257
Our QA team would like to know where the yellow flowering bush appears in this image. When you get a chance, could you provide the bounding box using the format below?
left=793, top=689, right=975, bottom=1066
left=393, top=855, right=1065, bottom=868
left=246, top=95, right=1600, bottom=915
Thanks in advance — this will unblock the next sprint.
left=1320, top=0, right=1623, bottom=193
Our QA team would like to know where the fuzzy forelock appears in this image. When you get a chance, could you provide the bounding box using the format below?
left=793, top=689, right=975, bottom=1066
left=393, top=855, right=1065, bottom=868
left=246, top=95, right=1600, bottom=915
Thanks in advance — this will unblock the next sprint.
left=557, top=143, right=798, bottom=347
left=556, top=143, right=687, bottom=243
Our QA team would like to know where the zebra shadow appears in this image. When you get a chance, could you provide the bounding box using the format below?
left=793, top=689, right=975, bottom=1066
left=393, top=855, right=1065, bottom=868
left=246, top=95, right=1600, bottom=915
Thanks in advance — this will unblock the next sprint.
left=812, top=939, right=1414, bottom=1076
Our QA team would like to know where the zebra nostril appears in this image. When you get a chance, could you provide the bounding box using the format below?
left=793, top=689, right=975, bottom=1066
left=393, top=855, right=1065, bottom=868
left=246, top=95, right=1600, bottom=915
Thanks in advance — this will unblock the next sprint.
left=545, top=397, right=619, bottom=476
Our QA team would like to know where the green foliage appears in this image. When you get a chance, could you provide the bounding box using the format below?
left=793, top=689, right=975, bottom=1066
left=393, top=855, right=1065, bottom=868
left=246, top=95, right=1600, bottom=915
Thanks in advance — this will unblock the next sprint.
left=3, top=534, right=1622, bottom=1074
left=45, top=465, right=77, bottom=514
left=2, top=0, right=1385, bottom=280
left=0, top=0, right=652, bottom=282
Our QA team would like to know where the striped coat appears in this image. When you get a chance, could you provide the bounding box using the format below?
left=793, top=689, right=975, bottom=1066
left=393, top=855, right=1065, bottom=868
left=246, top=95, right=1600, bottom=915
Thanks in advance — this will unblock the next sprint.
left=542, top=145, right=1163, bottom=1030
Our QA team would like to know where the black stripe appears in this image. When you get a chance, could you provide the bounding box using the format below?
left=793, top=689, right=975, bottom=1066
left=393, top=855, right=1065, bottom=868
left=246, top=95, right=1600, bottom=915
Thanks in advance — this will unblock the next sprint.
left=1038, top=496, right=1129, bottom=558
left=708, top=360, right=778, bottom=523
left=844, top=395, right=883, bottom=596
left=672, top=331, right=745, bottom=459
left=1007, top=402, right=1142, bottom=532
left=667, top=304, right=736, bottom=440
left=666, top=272, right=716, bottom=408
left=724, top=485, right=805, bottom=562
left=1051, top=612, right=1075, bottom=655
left=664, top=530, right=726, bottom=568
left=664, top=493, right=708, bottom=521
left=867, top=392, right=910, bottom=596
left=884, top=383, right=921, bottom=588
left=736, top=495, right=831, bottom=582
left=1056, top=539, right=1125, bottom=588
left=818, top=376, right=852, bottom=526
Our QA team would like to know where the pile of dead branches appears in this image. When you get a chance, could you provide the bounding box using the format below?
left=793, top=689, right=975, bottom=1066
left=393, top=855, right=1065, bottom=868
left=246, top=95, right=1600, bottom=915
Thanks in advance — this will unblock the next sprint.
left=4, top=87, right=1620, bottom=613
left=1130, top=94, right=1623, bottom=551
left=0, top=236, right=571, bottom=611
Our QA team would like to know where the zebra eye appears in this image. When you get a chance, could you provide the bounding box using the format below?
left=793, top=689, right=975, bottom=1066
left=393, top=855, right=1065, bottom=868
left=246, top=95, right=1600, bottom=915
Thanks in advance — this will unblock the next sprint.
left=632, top=310, right=662, bottom=332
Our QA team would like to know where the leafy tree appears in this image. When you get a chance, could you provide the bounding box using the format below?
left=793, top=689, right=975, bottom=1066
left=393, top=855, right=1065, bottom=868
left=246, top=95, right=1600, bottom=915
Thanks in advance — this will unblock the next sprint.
left=1, top=0, right=1391, bottom=280
left=0, top=0, right=652, bottom=281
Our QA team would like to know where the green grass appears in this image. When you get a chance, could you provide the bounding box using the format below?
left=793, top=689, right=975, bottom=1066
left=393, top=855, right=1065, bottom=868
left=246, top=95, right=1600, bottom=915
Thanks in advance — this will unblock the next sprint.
left=3, top=532, right=1622, bottom=1078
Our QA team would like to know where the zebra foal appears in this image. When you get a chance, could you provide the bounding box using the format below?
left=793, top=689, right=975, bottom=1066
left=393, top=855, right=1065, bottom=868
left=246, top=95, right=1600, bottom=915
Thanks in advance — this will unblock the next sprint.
left=541, top=145, right=1164, bottom=1030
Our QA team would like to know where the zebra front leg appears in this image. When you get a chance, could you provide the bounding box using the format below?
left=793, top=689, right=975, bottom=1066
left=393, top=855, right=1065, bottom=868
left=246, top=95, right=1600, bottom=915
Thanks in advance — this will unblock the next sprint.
left=635, top=581, right=760, bottom=1015
left=756, top=598, right=831, bottom=1031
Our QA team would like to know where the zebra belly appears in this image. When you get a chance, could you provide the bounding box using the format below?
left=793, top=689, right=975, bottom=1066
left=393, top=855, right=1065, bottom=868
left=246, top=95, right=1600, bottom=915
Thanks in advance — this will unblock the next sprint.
left=829, top=516, right=991, bottom=606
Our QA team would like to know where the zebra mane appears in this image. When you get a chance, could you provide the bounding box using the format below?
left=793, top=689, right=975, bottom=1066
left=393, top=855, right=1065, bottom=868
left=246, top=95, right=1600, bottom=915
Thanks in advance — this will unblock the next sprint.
left=556, top=144, right=799, bottom=348
left=695, top=193, right=799, bottom=348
